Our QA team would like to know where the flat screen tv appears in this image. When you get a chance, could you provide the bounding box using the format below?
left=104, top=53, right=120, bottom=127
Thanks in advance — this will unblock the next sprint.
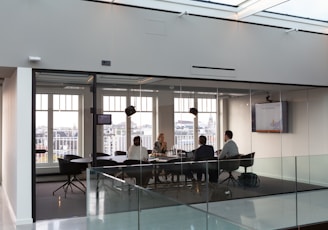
left=96, top=114, right=112, bottom=125
left=252, top=101, right=288, bottom=133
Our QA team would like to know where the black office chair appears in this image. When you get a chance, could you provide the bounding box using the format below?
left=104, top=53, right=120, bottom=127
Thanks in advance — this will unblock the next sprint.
left=240, top=152, right=255, bottom=173
left=219, top=155, right=240, bottom=186
left=123, top=159, right=153, bottom=187
left=91, top=152, right=110, bottom=157
left=64, top=154, right=88, bottom=172
left=94, top=159, right=120, bottom=189
left=53, top=158, right=85, bottom=198
left=96, top=159, right=118, bottom=167
left=193, top=157, right=218, bottom=183
left=163, top=158, right=191, bottom=183
left=115, top=151, right=127, bottom=156
left=63, top=154, right=81, bottom=161
left=95, top=159, right=120, bottom=176
left=206, top=157, right=219, bottom=183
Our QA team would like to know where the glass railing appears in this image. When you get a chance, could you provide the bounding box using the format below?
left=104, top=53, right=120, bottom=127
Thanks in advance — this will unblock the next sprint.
left=86, top=163, right=250, bottom=230
left=86, top=156, right=328, bottom=230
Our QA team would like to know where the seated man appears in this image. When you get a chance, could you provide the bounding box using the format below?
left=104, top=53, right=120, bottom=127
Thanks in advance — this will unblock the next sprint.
left=193, top=135, right=218, bottom=182
left=218, top=130, right=239, bottom=159
left=127, top=136, right=148, bottom=162
left=126, top=136, right=151, bottom=187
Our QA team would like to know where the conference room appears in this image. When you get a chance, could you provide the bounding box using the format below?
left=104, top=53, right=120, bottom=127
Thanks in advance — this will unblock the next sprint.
left=33, top=70, right=328, bottom=228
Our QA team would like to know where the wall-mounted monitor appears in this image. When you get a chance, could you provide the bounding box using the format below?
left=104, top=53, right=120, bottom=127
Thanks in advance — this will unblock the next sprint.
left=252, top=101, right=288, bottom=133
left=96, top=114, right=112, bottom=125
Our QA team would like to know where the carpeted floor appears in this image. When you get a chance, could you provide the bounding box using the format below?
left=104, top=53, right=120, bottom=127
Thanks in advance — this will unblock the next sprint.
left=35, top=172, right=326, bottom=221
left=36, top=180, right=87, bottom=220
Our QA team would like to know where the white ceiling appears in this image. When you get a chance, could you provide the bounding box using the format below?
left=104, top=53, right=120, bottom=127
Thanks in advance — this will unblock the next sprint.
left=107, top=0, right=328, bottom=34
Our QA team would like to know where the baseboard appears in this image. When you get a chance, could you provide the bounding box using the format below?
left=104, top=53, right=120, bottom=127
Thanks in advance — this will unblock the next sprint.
left=16, top=218, right=33, bottom=225
left=36, top=172, right=86, bottom=183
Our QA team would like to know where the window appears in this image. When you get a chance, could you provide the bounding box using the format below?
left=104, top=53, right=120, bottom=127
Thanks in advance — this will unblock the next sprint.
left=35, top=94, right=48, bottom=164
left=174, top=97, right=195, bottom=151
left=102, top=95, right=154, bottom=153
left=35, top=94, right=80, bottom=165
left=53, top=94, right=79, bottom=161
left=197, top=98, right=217, bottom=150
left=103, top=96, right=126, bottom=153
left=130, top=96, right=153, bottom=149
left=174, top=95, right=218, bottom=151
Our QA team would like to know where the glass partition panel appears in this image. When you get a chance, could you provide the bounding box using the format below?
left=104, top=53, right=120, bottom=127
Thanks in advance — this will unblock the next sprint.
left=87, top=166, right=250, bottom=230
left=35, top=72, right=93, bottom=167
left=296, top=155, right=328, bottom=226
left=86, top=154, right=328, bottom=229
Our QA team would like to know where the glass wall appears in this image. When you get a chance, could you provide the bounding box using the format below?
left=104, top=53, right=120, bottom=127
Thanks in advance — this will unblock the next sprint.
left=35, top=73, right=93, bottom=168
left=34, top=72, right=328, bottom=181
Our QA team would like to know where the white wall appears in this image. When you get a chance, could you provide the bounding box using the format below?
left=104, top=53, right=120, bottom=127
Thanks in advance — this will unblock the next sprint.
left=0, top=0, right=327, bottom=86
left=228, top=88, right=328, bottom=185
left=2, top=68, right=32, bottom=225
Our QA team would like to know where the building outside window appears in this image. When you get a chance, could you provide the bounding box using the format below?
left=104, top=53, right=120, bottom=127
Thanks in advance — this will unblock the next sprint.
left=35, top=94, right=79, bottom=165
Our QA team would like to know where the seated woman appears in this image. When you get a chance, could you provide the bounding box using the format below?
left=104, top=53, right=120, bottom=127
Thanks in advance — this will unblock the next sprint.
left=152, top=133, right=167, bottom=182
left=152, top=133, right=167, bottom=156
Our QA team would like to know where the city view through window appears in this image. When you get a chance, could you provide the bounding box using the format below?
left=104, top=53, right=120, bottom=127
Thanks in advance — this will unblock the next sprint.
left=35, top=93, right=217, bottom=166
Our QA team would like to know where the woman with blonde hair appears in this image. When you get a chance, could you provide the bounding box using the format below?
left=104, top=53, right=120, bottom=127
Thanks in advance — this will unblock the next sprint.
left=153, top=133, right=167, bottom=154
left=152, top=133, right=167, bottom=183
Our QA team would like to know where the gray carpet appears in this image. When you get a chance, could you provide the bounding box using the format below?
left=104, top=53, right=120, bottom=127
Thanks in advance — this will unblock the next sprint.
left=36, top=180, right=86, bottom=220
left=35, top=173, right=326, bottom=221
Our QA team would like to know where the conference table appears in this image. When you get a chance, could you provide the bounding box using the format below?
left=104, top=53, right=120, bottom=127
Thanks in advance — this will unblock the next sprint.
left=70, top=155, right=128, bottom=164
left=70, top=154, right=197, bottom=187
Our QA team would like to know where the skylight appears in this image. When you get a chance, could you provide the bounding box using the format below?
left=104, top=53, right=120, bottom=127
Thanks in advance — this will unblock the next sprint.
left=198, top=0, right=244, bottom=6
left=106, top=0, right=328, bottom=34
left=267, top=0, right=328, bottom=22
left=195, top=0, right=328, bottom=22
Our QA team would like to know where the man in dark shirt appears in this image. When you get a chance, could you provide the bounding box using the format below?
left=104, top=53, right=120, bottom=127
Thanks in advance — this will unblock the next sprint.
left=193, top=135, right=217, bottom=182
left=194, top=135, right=214, bottom=161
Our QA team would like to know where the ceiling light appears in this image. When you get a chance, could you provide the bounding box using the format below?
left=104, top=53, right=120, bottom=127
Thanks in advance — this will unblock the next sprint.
left=137, top=77, right=153, bottom=84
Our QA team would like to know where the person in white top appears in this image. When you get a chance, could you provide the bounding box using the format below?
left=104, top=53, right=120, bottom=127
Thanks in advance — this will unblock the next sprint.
left=128, top=136, right=149, bottom=162
left=218, top=130, right=239, bottom=160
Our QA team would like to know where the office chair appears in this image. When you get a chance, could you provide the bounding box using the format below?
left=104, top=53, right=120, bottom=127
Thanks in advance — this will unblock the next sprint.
left=114, top=151, right=127, bottom=156
left=192, top=157, right=218, bottom=183
left=94, top=159, right=120, bottom=189
left=219, top=155, right=240, bottom=186
left=95, top=159, right=120, bottom=176
left=240, top=152, right=255, bottom=173
left=53, top=158, right=85, bottom=198
left=64, top=154, right=88, bottom=172
left=163, top=158, right=190, bottom=183
left=123, top=159, right=152, bottom=187
left=91, top=152, right=110, bottom=157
